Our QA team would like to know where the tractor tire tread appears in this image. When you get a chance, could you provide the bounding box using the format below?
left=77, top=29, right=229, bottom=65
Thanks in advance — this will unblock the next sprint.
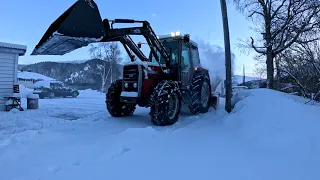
left=149, top=80, right=182, bottom=126
left=106, top=80, right=136, bottom=117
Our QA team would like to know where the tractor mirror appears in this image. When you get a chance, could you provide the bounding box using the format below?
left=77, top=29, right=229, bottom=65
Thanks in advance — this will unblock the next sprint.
left=138, top=43, right=142, bottom=48
left=183, top=34, right=190, bottom=43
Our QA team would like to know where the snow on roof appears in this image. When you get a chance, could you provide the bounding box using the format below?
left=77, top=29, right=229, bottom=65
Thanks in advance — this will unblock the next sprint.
left=0, top=42, right=27, bottom=51
left=34, top=80, right=62, bottom=88
left=18, top=71, right=55, bottom=81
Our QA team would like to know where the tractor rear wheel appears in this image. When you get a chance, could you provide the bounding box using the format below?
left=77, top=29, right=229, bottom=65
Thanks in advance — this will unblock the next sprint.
left=188, top=74, right=211, bottom=114
left=149, top=80, right=182, bottom=126
left=106, top=80, right=136, bottom=117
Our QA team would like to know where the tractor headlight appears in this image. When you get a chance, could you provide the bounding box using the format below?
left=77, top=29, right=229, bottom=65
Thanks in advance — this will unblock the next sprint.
left=124, top=82, right=129, bottom=88
left=133, top=82, right=138, bottom=88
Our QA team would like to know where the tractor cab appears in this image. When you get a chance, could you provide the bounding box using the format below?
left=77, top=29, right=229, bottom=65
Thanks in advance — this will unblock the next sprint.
left=148, top=32, right=202, bottom=86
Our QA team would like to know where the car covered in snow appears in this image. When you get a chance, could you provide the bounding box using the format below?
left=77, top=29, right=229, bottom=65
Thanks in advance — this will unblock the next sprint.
left=33, top=80, right=79, bottom=99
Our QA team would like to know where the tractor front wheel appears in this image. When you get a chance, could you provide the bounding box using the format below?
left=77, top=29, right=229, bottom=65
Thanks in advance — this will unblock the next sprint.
left=106, top=80, right=136, bottom=117
left=149, top=80, right=182, bottom=126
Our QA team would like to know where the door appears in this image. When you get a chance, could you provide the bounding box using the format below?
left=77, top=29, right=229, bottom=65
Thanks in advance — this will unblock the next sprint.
left=181, top=43, right=192, bottom=86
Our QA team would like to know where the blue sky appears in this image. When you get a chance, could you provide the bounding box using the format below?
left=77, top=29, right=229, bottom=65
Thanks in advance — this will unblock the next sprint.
left=0, top=0, right=257, bottom=75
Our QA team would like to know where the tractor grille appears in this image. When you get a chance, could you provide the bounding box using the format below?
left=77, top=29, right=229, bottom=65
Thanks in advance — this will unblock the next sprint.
left=123, top=65, right=139, bottom=92
left=123, top=65, right=139, bottom=81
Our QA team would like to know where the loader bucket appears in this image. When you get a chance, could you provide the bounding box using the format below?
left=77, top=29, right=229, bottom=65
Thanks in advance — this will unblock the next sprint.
left=31, top=0, right=105, bottom=55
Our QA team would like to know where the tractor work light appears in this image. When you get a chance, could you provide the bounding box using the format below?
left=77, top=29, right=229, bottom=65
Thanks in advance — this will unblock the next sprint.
left=171, top=31, right=181, bottom=37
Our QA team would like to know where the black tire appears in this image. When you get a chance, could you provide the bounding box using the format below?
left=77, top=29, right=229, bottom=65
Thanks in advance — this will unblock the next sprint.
left=149, top=80, right=182, bottom=126
left=106, top=80, right=136, bottom=117
left=188, top=74, right=211, bottom=114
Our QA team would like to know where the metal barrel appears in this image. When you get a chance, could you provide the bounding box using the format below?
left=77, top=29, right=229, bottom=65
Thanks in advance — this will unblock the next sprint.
left=31, top=0, right=105, bottom=55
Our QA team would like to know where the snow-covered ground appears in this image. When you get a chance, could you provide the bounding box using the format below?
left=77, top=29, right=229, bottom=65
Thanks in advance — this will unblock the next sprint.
left=1, top=89, right=320, bottom=180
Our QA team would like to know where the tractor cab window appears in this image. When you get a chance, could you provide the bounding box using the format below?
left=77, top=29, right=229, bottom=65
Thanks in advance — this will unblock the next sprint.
left=181, top=44, right=191, bottom=71
left=150, top=40, right=179, bottom=65
left=191, top=48, right=201, bottom=67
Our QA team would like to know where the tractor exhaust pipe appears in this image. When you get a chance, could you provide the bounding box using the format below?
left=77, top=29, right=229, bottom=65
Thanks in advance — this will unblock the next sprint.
left=31, top=0, right=105, bottom=55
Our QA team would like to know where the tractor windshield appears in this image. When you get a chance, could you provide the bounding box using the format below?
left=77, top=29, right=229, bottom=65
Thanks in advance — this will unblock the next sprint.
left=150, top=39, right=179, bottom=65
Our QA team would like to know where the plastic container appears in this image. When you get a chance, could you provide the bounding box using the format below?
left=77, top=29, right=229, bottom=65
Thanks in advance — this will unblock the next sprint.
left=27, top=94, right=39, bottom=109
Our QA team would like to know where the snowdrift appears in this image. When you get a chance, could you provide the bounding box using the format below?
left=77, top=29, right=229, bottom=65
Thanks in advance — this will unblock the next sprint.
left=229, top=89, right=320, bottom=150
left=18, top=84, right=34, bottom=98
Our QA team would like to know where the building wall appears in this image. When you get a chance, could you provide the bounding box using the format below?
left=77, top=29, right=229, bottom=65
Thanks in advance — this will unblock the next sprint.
left=0, top=51, right=15, bottom=111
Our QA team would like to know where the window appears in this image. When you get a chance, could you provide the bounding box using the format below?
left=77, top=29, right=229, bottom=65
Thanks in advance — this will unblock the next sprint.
left=191, top=48, right=201, bottom=66
left=150, top=40, right=179, bottom=65
left=181, top=44, right=191, bottom=71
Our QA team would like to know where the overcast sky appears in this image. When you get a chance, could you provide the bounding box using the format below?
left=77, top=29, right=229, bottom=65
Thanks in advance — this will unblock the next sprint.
left=0, top=0, right=258, bottom=76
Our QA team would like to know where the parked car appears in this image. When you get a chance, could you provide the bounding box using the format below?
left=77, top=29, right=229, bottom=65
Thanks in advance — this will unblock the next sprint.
left=33, top=80, right=79, bottom=99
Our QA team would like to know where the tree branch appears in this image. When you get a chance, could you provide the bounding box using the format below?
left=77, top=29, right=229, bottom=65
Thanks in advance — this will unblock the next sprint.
left=250, top=37, right=267, bottom=54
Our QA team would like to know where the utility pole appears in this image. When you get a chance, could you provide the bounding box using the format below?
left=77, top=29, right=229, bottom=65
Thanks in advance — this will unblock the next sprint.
left=220, top=0, right=232, bottom=113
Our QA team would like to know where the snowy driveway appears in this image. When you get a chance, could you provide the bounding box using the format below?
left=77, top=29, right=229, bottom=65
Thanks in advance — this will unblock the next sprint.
left=0, top=90, right=220, bottom=180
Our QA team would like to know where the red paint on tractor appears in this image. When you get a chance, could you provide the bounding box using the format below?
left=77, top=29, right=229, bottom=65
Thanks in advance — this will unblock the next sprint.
left=142, top=79, right=154, bottom=96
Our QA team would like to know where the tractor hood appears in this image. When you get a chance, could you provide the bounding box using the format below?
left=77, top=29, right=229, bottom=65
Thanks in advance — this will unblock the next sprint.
left=31, top=0, right=105, bottom=55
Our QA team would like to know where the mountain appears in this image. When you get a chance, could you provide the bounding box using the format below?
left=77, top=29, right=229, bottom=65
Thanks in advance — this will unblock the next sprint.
left=233, top=75, right=263, bottom=84
left=19, top=59, right=123, bottom=91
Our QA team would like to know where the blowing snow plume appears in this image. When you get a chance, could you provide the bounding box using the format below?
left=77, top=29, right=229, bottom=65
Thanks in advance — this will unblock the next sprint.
left=196, top=38, right=236, bottom=92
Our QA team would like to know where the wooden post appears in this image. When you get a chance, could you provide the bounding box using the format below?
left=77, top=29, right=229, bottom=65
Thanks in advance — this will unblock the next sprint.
left=220, top=0, right=232, bottom=113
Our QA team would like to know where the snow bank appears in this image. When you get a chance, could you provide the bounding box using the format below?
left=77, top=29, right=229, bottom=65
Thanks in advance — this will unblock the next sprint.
left=228, top=89, right=320, bottom=152
left=18, top=84, right=34, bottom=98
left=78, top=89, right=101, bottom=98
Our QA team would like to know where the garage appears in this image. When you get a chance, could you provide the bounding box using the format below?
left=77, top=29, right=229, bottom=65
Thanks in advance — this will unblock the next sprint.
left=0, top=42, right=27, bottom=111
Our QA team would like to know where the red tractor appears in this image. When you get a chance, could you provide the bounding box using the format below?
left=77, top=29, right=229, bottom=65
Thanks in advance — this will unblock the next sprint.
left=31, top=0, right=219, bottom=126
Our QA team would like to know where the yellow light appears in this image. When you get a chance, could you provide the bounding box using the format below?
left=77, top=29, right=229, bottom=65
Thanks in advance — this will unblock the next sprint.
left=175, top=31, right=181, bottom=36
left=171, top=32, right=175, bottom=37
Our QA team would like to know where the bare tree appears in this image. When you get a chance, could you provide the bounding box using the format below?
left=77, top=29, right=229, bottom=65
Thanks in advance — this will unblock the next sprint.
left=234, top=0, right=320, bottom=88
left=89, top=42, right=121, bottom=92
left=278, top=41, right=320, bottom=97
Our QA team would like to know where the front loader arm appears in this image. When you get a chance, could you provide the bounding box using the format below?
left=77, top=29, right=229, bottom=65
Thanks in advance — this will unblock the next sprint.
left=101, top=19, right=171, bottom=68
left=31, top=0, right=170, bottom=69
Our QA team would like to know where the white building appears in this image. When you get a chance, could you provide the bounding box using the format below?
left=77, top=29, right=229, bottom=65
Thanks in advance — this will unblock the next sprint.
left=0, top=42, right=27, bottom=111
left=17, top=70, right=55, bottom=88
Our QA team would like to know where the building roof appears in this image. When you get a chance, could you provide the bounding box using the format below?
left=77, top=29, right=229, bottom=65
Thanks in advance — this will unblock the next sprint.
left=0, top=42, right=27, bottom=55
left=18, top=71, right=55, bottom=81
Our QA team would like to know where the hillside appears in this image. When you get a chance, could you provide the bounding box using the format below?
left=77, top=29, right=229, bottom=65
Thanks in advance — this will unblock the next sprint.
left=19, top=59, right=122, bottom=91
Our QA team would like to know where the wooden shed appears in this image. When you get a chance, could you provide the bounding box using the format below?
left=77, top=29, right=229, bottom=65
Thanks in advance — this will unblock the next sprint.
left=0, top=42, right=27, bottom=111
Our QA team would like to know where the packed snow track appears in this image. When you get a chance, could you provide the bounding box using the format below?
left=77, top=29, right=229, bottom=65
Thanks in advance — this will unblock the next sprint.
left=1, top=89, right=320, bottom=180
